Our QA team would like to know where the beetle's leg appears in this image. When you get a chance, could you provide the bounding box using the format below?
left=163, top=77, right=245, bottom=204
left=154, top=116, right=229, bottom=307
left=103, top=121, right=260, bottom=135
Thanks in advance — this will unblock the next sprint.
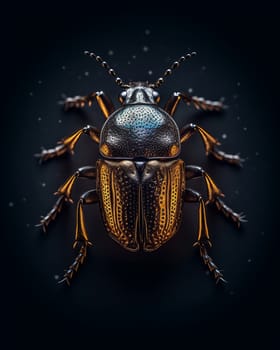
left=185, top=165, right=224, bottom=202
left=59, top=189, right=98, bottom=286
left=184, top=189, right=211, bottom=244
left=36, top=166, right=96, bottom=231
left=185, top=165, right=246, bottom=226
left=184, top=188, right=226, bottom=284
left=61, top=91, right=114, bottom=118
left=34, top=125, right=100, bottom=163
left=180, top=123, right=243, bottom=166
left=164, top=92, right=223, bottom=117
left=214, top=197, right=247, bottom=227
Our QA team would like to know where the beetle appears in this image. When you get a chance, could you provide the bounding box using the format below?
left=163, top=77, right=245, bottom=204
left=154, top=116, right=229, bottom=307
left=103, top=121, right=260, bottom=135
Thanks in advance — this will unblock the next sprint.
left=35, top=50, right=246, bottom=285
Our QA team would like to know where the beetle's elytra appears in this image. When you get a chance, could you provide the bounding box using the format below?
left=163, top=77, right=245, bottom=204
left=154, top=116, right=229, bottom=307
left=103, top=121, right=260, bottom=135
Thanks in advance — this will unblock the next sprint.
left=35, top=50, right=246, bottom=285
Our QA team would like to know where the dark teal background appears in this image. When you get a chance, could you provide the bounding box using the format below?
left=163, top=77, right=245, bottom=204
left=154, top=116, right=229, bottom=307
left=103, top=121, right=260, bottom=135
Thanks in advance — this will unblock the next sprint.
left=1, top=8, right=278, bottom=350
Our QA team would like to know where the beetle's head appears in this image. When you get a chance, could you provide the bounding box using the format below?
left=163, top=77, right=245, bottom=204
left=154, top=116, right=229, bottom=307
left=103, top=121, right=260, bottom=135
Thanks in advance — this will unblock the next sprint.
left=118, top=82, right=160, bottom=105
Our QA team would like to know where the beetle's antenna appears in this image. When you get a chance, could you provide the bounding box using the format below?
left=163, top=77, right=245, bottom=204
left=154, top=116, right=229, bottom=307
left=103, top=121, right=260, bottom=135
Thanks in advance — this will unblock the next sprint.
left=150, top=51, right=197, bottom=88
left=84, top=51, right=129, bottom=88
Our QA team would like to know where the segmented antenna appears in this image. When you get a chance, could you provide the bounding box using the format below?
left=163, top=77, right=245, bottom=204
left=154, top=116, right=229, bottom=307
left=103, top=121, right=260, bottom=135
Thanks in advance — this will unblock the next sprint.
left=84, top=51, right=129, bottom=88
left=150, top=51, right=197, bottom=88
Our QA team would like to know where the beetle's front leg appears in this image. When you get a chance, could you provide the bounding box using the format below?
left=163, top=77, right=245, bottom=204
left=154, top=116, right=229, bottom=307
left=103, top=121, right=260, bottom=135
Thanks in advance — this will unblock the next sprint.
left=164, top=92, right=223, bottom=116
left=37, top=166, right=96, bottom=231
left=34, top=125, right=100, bottom=163
left=180, top=123, right=243, bottom=166
left=184, top=188, right=226, bottom=284
left=59, top=189, right=98, bottom=286
left=61, top=91, right=115, bottom=118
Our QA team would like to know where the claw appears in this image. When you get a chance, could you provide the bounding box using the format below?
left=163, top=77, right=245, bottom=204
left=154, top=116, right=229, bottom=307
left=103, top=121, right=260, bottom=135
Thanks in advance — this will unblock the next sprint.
left=216, top=277, right=227, bottom=284
left=34, top=147, right=48, bottom=163
left=58, top=277, right=70, bottom=286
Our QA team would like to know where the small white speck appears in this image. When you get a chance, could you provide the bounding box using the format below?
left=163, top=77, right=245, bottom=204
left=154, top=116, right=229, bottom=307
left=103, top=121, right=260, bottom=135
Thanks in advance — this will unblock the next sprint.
left=221, top=133, right=227, bottom=139
left=143, top=46, right=149, bottom=52
left=243, top=126, right=247, bottom=131
left=41, top=182, right=46, bottom=187
left=127, top=61, right=131, bottom=65
left=54, top=274, right=60, bottom=280
left=29, top=92, right=34, bottom=97
left=234, top=189, right=239, bottom=195
left=148, top=70, right=153, bottom=75
left=61, top=65, right=66, bottom=70
left=8, top=202, right=14, bottom=207
left=247, top=258, right=252, bottom=263
left=237, top=116, right=240, bottom=120
left=220, top=96, right=225, bottom=102
left=201, top=65, right=207, bottom=71
left=22, top=197, right=27, bottom=202
left=108, top=50, right=114, bottom=56
left=26, top=223, right=30, bottom=228
left=132, top=55, right=136, bottom=59
left=84, top=71, right=89, bottom=77
left=145, top=29, right=151, bottom=35
left=58, top=119, right=62, bottom=124
left=38, top=80, right=43, bottom=85
left=237, top=82, right=241, bottom=87
left=188, top=88, right=193, bottom=94
left=261, top=231, right=265, bottom=236
left=38, top=117, right=42, bottom=122
left=255, top=151, right=260, bottom=156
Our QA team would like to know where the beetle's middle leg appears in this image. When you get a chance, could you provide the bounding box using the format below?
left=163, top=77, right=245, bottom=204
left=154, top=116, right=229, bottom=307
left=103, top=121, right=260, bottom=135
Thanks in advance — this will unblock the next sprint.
left=59, top=189, right=98, bottom=286
left=185, top=165, right=246, bottom=226
left=180, top=123, right=243, bottom=166
left=37, top=166, right=96, bottom=231
left=184, top=188, right=226, bottom=283
left=34, top=125, right=100, bottom=163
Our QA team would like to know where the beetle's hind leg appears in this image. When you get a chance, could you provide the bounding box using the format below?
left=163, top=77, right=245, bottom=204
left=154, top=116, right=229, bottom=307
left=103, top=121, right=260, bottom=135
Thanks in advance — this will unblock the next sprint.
left=184, top=188, right=226, bottom=283
left=37, top=166, right=96, bottom=231
left=185, top=165, right=246, bottom=227
left=180, top=123, right=244, bottom=166
left=59, top=189, right=98, bottom=286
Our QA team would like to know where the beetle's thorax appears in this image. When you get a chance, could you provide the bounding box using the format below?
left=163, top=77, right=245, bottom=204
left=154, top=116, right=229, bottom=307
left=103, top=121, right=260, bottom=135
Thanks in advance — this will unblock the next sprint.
left=122, top=82, right=159, bottom=105
left=99, top=104, right=181, bottom=159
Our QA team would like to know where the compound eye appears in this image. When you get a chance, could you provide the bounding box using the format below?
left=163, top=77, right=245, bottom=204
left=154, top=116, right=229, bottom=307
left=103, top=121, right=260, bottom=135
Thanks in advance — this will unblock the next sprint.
left=119, top=91, right=127, bottom=104
left=153, top=90, right=160, bottom=103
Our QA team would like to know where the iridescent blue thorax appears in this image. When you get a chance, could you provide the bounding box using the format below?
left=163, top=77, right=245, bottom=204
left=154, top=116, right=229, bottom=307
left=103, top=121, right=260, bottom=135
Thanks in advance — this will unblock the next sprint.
left=100, top=107, right=180, bottom=160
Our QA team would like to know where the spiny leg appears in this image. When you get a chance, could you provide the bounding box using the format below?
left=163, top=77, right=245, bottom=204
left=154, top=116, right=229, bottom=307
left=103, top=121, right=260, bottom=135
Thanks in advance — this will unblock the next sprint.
left=214, top=197, right=246, bottom=228
left=61, top=91, right=114, bottom=117
left=184, top=188, right=226, bottom=283
left=185, top=165, right=246, bottom=226
left=180, top=123, right=243, bottom=166
left=37, top=166, right=96, bottom=231
left=164, top=91, right=223, bottom=117
left=34, top=125, right=100, bottom=162
left=59, top=189, right=98, bottom=286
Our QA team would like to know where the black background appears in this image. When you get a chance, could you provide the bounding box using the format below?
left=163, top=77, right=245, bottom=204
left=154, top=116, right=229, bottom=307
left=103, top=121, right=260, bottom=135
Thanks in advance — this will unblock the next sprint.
left=2, top=5, right=279, bottom=349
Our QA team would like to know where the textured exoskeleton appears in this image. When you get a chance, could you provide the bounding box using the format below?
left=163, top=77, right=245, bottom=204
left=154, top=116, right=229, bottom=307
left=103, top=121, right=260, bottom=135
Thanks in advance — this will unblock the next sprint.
left=36, top=51, right=246, bottom=285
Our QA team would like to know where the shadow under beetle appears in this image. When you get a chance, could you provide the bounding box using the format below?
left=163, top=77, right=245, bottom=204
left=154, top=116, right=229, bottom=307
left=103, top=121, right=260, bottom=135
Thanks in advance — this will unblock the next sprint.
left=35, top=50, right=246, bottom=285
